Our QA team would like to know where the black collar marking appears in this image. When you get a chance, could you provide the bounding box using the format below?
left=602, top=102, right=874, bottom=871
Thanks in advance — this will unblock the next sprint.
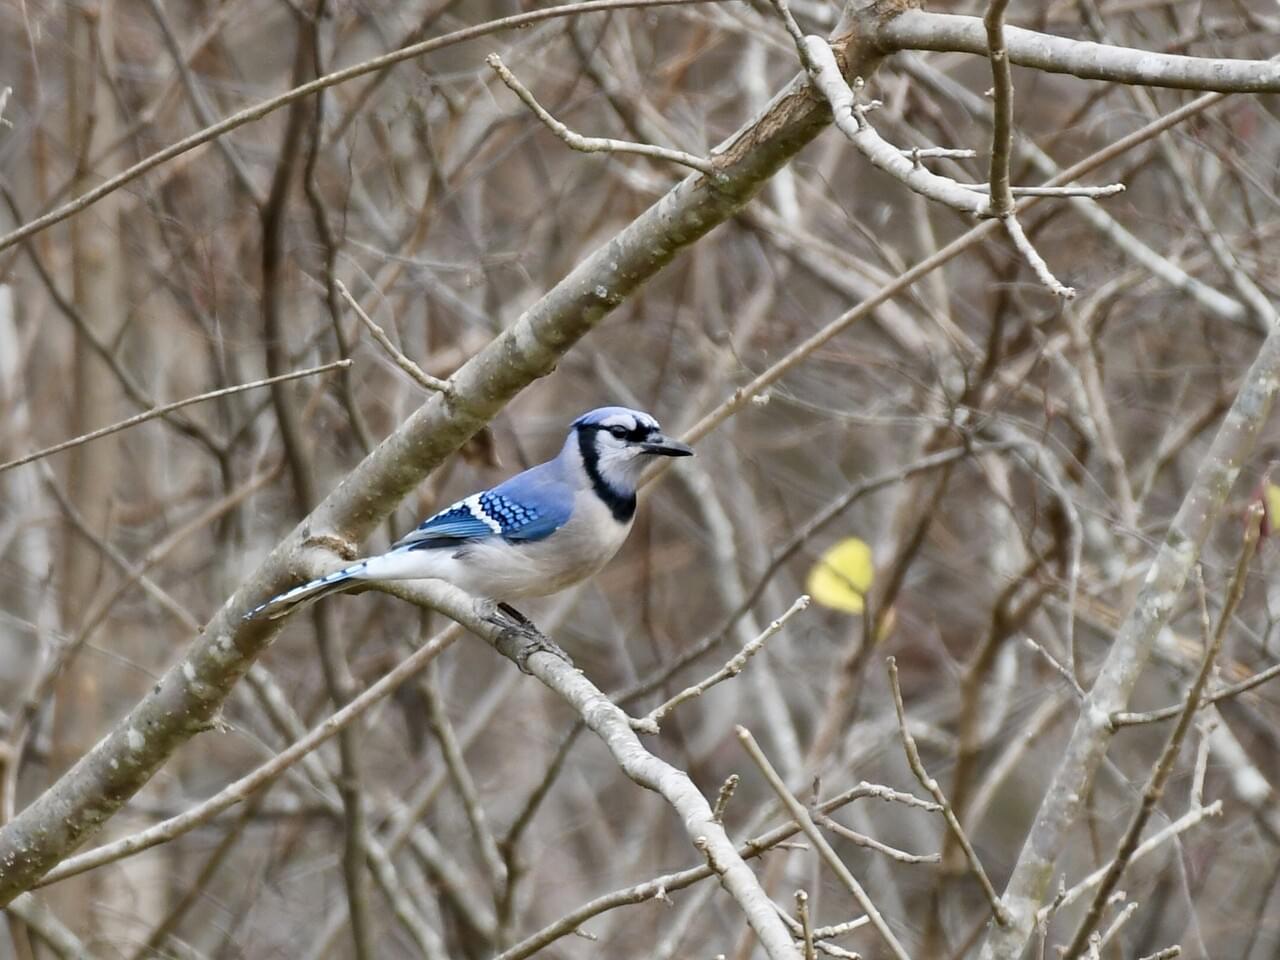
left=577, top=426, right=637, bottom=523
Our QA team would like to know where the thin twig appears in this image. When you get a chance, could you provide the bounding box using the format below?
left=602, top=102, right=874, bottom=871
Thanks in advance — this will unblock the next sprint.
left=0, top=359, right=350, bottom=475
left=1190, top=717, right=1213, bottom=809
left=1111, top=657, right=1280, bottom=727
left=421, top=665, right=508, bottom=893
left=487, top=54, right=719, bottom=178
left=984, top=0, right=1015, bottom=217
left=1039, top=802, right=1222, bottom=921
left=735, top=726, right=915, bottom=960
left=796, top=891, right=816, bottom=960
left=815, top=813, right=940, bottom=864
left=811, top=917, right=870, bottom=940
left=1002, top=213, right=1076, bottom=298
left=1097, top=901, right=1139, bottom=952
left=886, top=657, right=1011, bottom=926
left=638, top=595, right=809, bottom=732
left=144, top=0, right=264, bottom=204
left=901, top=146, right=976, bottom=160
left=879, top=10, right=1280, bottom=93
left=1023, top=635, right=1086, bottom=699
left=635, top=445, right=1007, bottom=703
left=334, top=279, right=450, bottom=393
left=959, top=183, right=1125, bottom=198
left=712, top=774, right=740, bottom=824
left=796, top=35, right=987, bottom=217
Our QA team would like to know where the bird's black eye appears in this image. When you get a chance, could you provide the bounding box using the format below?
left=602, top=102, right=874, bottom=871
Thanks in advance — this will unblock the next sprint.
left=608, top=426, right=629, bottom=439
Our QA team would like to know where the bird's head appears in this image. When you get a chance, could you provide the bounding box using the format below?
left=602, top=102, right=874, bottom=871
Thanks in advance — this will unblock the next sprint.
left=569, top=406, right=693, bottom=495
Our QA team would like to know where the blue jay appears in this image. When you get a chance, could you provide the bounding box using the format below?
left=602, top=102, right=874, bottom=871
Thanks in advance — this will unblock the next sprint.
left=246, top=406, right=693, bottom=621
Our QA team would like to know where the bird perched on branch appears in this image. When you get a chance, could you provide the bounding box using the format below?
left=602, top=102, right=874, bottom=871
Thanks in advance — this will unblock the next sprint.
left=246, top=406, right=693, bottom=622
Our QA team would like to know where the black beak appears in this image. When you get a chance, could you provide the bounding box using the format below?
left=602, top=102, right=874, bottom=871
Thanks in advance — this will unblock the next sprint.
left=640, top=433, right=694, bottom=457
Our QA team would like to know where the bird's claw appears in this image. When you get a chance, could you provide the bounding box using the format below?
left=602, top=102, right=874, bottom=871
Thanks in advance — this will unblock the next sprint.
left=480, top=602, right=573, bottom=674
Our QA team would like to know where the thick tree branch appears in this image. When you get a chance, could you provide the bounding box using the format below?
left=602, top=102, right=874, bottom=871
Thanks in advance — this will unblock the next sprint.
left=879, top=11, right=1280, bottom=92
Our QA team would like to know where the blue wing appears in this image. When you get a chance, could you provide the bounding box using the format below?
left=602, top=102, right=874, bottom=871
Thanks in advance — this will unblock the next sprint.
left=394, top=463, right=573, bottom=550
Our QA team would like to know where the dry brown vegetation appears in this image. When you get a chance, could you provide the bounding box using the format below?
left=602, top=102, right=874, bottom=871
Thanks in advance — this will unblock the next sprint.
left=2, top=1, right=1280, bottom=958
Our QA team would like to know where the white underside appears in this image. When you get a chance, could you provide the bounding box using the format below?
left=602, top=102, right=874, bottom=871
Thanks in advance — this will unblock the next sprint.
left=352, top=487, right=631, bottom=601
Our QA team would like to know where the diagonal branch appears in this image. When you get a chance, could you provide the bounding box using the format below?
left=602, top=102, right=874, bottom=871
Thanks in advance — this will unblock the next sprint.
left=335, top=279, right=450, bottom=393
left=887, top=657, right=1010, bottom=926
left=637, top=594, right=810, bottom=732
left=0, top=359, right=350, bottom=475
left=879, top=11, right=1280, bottom=92
left=736, top=725, right=914, bottom=960
left=487, top=54, right=718, bottom=177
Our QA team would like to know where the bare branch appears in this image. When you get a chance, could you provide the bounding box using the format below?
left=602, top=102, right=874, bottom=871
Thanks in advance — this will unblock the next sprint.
left=0, top=1, right=906, bottom=900
left=334, top=279, right=451, bottom=393
left=880, top=11, right=1280, bottom=92
left=796, top=36, right=987, bottom=217
left=1039, top=802, right=1223, bottom=921
left=377, top=585, right=806, bottom=959
left=1111, top=656, right=1280, bottom=727
left=487, top=53, right=718, bottom=177
left=0, top=360, right=351, bottom=475
left=736, top=725, right=915, bottom=960
left=959, top=183, right=1125, bottom=198
left=1002, top=213, right=1076, bottom=299
left=886, top=658, right=1010, bottom=926
left=983, top=0, right=1014, bottom=217
left=901, top=146, right=977, bottom=160
left=902, top=55, right=1248, bottom=325
left=771, top=23, right=1076, bottom=298
left=815, top=813, right=940, bottom=865
left=1023, top=636, right=1085, bottom=700
left=982, top=337, right=1280, bottom=958
left=4, top=895, right=87, bottom=960
left=712, top=773, right=740, bottom=824
left=796, top=890, right=816, bottom=960
left=637, top=595, right=809, bottom=732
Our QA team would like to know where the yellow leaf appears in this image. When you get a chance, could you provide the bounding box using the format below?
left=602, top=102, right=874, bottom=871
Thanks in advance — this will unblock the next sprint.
left=1266, top=483, right=1280, bottom=534
left=807, top=538, right=874, bottom=614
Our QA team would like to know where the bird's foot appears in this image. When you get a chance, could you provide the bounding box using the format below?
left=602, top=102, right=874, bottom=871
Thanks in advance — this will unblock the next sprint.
left=480, top=601, right=573, bottom=674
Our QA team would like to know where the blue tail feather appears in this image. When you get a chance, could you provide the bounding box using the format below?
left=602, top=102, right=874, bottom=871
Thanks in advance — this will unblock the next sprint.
left=243, top=559, right=369, bottom=620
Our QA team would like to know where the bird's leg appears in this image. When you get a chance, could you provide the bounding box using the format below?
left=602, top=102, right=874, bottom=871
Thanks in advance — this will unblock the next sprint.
left=497, top=602, right=534, bottom=627
left=479, top=601, right=573, bottom=673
